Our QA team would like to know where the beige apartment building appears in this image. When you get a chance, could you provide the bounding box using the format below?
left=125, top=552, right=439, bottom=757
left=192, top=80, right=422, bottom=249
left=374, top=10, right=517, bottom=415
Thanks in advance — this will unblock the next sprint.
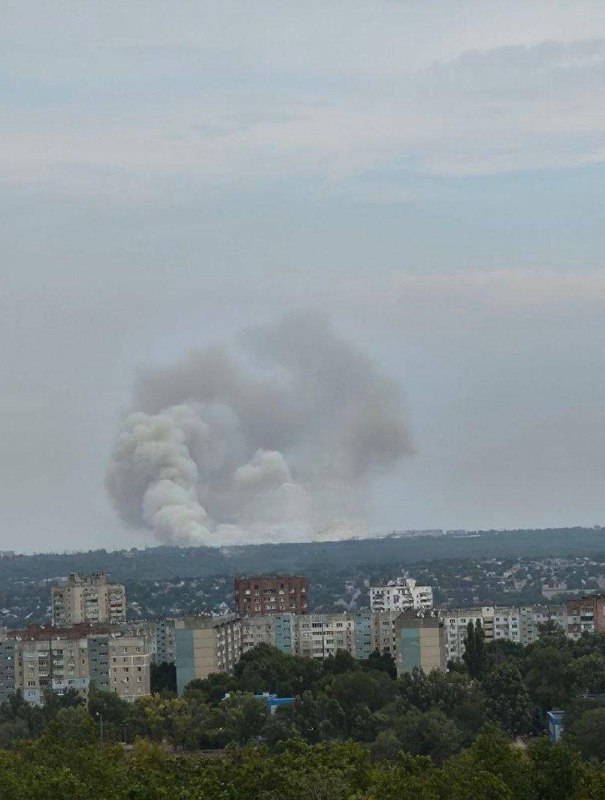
left=52, top=573, right=126, bottom=627
left=107, top=636, right=151, bottom=702
left=0, top=625, right=151, bottom=706
left=175, top=615, right=241, bottom=695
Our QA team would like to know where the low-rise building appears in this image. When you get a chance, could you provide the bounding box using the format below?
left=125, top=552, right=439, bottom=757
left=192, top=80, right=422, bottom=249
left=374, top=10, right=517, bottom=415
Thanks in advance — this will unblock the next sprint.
left=175, top=615, right=241, bottom=695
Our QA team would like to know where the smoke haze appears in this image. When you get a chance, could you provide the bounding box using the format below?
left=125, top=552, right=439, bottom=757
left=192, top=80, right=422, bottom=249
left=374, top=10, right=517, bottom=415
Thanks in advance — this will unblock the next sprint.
left=105, top=313, right=412, bottom=546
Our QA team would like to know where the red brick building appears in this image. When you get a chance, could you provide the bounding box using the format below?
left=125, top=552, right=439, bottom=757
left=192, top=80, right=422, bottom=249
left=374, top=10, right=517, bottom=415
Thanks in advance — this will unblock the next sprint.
left=567, top=595, right=605, bottom=638
left=235, top=576, right=308, bottom=617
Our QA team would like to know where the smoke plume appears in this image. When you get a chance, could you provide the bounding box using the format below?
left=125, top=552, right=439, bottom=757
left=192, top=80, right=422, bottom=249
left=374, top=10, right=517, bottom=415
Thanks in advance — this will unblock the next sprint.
left=106, top=313, right=412, bottom=546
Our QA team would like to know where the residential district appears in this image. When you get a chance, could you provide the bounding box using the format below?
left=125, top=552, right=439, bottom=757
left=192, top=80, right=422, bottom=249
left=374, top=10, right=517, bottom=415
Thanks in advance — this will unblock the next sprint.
left=0, top=571, right=602, bottom=709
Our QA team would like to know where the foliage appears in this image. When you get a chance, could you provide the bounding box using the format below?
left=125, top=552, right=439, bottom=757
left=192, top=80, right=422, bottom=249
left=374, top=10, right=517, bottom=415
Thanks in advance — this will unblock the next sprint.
left=569, top=708, right=605, bottom=762
left=0, top=728, right=600, bottom=800
left=2, top=624, right=605, bottom=796
left=463, top=620, right=488, bottom=679
left=483, top=663, right=532, bottom=736
left=150, top=661, right=177, bottom=694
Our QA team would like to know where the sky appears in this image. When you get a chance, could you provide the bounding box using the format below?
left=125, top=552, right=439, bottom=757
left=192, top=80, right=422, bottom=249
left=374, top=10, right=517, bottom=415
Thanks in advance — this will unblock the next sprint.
left=2, top=0, right=605, bottom=552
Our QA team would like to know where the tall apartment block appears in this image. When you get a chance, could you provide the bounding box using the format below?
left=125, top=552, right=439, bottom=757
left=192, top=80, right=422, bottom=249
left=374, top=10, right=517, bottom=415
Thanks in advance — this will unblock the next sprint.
left=52, top=573, right=126, bottom=627
left=0, top=625, right=151, bottom=706
left=125, top=620, right=177, bottom=664
left=234, top=576, right=308, bottom=618
left=394, top=613, right=446, bottom=675
left=242, top=611, right=397, bottom=661
left=369, top=577, right=433, bottom=613
left=442, top=604, right=567, bottom=661
left=150, top=619, right=176, bottom=664
left=567, top=595, right=605, bottom=638
left=175, top=615, right=241, bottom=695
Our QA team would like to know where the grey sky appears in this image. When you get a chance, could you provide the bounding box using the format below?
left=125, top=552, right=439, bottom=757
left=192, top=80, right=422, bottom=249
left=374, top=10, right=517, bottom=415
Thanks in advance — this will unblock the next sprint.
left=2, top=1, right=605, bottom=551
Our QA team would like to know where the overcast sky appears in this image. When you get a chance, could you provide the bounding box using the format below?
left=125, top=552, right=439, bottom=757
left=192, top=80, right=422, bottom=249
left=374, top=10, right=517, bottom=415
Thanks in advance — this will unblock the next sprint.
left=2, top=1, right=605, bottom=552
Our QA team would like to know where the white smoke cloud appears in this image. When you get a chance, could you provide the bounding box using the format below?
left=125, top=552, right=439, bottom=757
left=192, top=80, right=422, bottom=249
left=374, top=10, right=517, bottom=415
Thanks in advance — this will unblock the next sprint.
left=105, top=312, right=413, bottom=545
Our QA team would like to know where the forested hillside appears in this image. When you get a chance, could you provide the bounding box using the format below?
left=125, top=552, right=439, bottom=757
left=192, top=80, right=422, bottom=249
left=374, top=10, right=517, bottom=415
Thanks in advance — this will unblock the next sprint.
left=2, top=527, right=605, bottom=583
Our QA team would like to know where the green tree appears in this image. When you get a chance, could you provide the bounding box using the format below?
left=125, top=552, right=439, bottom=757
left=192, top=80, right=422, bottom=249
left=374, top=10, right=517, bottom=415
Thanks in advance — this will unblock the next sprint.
left=323, top=649, right=358, bottom=675
left=395, top=708, right=464, bottom=763
left=570, top=707, right=605, bottom=761
left=522, top=646, right=572, bottom=711
left=461, top=727, right=536, bottom=799
left=183, top=672, right=238, bottom=705
left=234, top=643, right=324, bottom=696
left=222, top=695, right=268, bottom=744
left=88, top=688, right=129, bottom=742
left=528, top=737, right=586, bottom=800
left=293, top=691, right=323, bottom=743
left=483, top=663, right=532, bottom=736
left=364, top=649, right=397, bottom=679
left=328, top=669, right=396, bottom=719
left=463, top=620, right=488, bottom=679
left=568, top=653, right=605, bottom=695
left=537, top=620, right=569, bottom=648
left=150, top=661, right=177, bottom=694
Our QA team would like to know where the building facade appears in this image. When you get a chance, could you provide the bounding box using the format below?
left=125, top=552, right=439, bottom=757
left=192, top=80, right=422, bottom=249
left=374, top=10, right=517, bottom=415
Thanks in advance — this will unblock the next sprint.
left=107, top=635, right=152, bottom=701
left=369, top=577, right=433, bottom=613
left=150, top=619, right=176, bottom=664
left=567, top=595, right=605, bottom=638
left=0, top=625, right=151, bottom=705
left=394, top=614, right=446, bottom=675
left=175, top=615, right=241, bottom=695
left=235, top=576, right=308, bottom=618
left=51, top=573, right=126, bottom=627
left=442, top=604, right=567, bottom=661
left=125, top=620, right=176, bottom=664
left=242, top=610, right=399, bottom=661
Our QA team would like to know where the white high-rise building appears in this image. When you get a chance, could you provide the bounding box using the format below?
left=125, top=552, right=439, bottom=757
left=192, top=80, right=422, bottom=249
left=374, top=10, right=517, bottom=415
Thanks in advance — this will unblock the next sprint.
left=369, top=577, right=433, bottom=613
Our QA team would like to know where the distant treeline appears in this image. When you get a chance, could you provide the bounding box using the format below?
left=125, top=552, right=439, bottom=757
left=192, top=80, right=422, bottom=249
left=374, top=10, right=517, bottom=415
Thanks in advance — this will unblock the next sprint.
left=1, top=527, right=604, bottom=583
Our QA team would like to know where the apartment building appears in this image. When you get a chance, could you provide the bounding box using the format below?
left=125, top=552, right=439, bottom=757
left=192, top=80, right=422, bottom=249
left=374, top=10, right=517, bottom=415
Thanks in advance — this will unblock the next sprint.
left=370, top=577, right=433, bottom=613
left=371, top=610, right=400, bottom=656
left=442, top=605, right=569, bottom=660
left=150, top=619, right=176, bottom=664
left=295, top=613, right=358, bottom=660
left=394, top=614, right=446, bottom=675
left=242, top=611, right=396, bottom=661
left=106, top=635, right=151, bottom=701
left=0, top=625, right=151, bottom=705
left=242, top=615, right=279, bottom=652
left=519, top=605, right=566, bottom=644
left=567, top=595, right=605, bottom=639
left=125, top=620, right=176, bottom=664
left=235, top=576, right=308, bottom=618
left=175, top=615, right=241, bottom=695
left=52, top=573, right=126, bottom=627
left=443, top=607, right=523, bottom=661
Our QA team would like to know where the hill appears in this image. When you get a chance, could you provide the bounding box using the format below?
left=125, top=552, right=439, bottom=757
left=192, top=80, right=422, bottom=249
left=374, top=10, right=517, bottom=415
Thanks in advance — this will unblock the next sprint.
left=2, top=526, right=604, bottom=583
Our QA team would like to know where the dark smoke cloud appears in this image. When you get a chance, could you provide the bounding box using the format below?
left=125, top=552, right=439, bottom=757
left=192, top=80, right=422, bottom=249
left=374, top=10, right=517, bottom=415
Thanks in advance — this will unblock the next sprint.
left=105, top=312, right=413, bottom=545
